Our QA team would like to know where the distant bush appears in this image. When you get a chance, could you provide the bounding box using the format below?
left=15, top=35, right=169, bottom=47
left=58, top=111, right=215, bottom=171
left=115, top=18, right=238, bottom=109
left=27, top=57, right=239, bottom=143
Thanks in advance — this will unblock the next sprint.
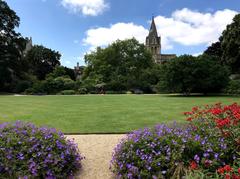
left=133, top=89, right=143, bottom=94
left=224, top=79, right=240, bottom=95
left=77, top=88, right=88, bottom=94
left=105, top=91, right=126, bottom=94
left=60, top=90, right=76, bottom=95
left=14, top=81, right=32, bottom=93
left=126, top=91, right=132, bottom=94
left=0, top=121, right=83, bottom=178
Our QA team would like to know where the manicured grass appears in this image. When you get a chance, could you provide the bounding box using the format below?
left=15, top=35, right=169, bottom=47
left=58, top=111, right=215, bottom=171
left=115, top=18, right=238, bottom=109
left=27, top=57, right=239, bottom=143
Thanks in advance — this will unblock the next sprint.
left=0, top=94, right=239, bottom=133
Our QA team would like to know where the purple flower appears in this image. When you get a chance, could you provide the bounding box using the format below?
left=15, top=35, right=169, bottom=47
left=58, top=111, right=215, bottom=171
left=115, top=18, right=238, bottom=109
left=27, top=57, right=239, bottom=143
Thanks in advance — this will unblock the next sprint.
left=214, top=153, right=219, bottom=159
left=17, top=153, right=24, bottom=160
left=194, top=154, right=200, bottom=163
left=203, top=152, right=209, bottom=158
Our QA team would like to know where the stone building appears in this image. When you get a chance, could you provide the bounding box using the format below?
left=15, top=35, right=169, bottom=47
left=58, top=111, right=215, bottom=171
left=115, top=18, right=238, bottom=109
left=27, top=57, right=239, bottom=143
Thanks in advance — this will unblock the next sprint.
left=23, top=37, right=33, bottom=57
left=74, top=62, right=84, bottom=80
left=146, top=17, right=176, bottom=64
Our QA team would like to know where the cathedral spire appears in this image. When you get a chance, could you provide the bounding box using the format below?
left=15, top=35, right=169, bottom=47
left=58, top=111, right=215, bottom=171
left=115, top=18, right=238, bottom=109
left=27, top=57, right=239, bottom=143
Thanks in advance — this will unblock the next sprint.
left=149, top=16, right=158, bottom=37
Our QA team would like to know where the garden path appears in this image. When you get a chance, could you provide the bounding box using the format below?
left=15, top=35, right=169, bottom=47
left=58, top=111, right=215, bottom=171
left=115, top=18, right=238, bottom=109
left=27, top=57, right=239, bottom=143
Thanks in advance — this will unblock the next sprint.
left=66, top=134, right=125, bottom=179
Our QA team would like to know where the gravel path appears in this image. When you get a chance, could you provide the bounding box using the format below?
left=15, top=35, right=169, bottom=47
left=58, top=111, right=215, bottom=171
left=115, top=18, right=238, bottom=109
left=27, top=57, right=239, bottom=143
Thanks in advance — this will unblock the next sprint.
left=66, top=135, right=125, bottom=179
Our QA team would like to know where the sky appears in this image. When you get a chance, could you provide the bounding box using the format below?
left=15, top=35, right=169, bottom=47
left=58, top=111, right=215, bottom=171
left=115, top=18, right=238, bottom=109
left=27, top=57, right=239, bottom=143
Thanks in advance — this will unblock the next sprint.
left=5, top=0, right=240, bottom=68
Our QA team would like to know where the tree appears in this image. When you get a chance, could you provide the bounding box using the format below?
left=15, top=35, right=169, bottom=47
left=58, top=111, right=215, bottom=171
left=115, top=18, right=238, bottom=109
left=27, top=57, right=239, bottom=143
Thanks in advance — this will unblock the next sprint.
left=220, top=14, right=240, bottom=73
left=204, top=42, right=222, bottom=60
left=46, top=66, right=76, bottom=81
left=0, top=0, right=27, bottom=91
left=83, top=38, right=155, bottom=92
left=25, top=45, right=61, bottom=80
left=158, top=55, right=229, bottom=95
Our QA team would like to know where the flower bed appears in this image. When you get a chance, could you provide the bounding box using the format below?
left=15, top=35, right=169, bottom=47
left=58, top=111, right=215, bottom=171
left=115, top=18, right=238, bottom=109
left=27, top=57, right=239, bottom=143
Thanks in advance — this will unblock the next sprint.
left=111, top=103, right=240, bottom=178
left=0, top=121, right=83, bottom=178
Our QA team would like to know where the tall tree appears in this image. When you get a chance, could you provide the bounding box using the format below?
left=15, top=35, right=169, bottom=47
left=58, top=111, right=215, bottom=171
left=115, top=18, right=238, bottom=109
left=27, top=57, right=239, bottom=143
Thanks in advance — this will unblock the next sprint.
left=25, top=45, right=61, bottom=80
left=220, top=14, right=240, bottom=73
left=158, top=55, right=229, bottom=95
left=83, top=38, right=155, bottom=91
left=0, top=0, right=26, bottom=91
left=204, top=42, right=222, bottom=60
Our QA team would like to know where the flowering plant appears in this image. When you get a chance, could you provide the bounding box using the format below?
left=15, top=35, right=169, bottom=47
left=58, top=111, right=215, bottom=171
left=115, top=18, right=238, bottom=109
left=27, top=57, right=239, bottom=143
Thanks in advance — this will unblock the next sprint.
left=184, top=103, right=240, bottom=147
left=111, top=103, right=240, bottom=178
left=184, top=103, right=240, bottom=178
left=0, top=121, right=83, bottom=178
left=110, top=123, right=231, bottom=178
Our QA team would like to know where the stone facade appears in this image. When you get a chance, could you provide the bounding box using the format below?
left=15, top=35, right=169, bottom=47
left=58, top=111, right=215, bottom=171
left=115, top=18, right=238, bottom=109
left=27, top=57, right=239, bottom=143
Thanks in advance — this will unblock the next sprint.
left=146, top=17, right=176, bottom=64
left=23, top=37, right=33, bottom=57
left=74, top=62, right=84, bottom=80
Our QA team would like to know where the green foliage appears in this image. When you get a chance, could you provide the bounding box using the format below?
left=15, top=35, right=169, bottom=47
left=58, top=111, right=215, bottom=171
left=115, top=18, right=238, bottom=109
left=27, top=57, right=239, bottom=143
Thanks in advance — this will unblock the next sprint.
left=0, top=0, right=27, bottom=92
left=77, top=87, right=88, bottom=94
left=83, top=38, right=156, bottom=93
left=60, top=90, right=76, bottom=95
left=105, top=91, right=126, bottom=94
left=111, top=103, right=240, bottom=178
left=14, top=80, right=32, bottom=93
left=24, top=45, right=61, bottom=80
left=157, top=55, right=230, bottom=95
left=25, top=76, right=76, bottom=95
left=126, top=91, right=133, bottom=94
left=0, top=121, right=83, bottom=178
left=204, top=42, right=222, bottom=60
left=220, top=14, right=240, bottom=73
left=224, top=79, right=240, bottom=95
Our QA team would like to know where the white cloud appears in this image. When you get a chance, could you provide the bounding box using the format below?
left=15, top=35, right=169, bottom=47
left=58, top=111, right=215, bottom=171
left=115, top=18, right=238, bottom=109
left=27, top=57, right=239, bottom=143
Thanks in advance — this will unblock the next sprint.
left=61, top=0, right=108, bottom=16
left=192, top=52, right=202, bottom=57
left=83, top=8, right=238, bottom=51
left=83, top=22, right=148, bottom=49
left=154, top=8, right=238, bottom=46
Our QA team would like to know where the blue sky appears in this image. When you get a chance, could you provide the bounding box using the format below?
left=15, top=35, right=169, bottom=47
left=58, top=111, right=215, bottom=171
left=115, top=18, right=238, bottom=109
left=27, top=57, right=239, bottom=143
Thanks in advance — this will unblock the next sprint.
left=5, top=0, right=240, bottom=68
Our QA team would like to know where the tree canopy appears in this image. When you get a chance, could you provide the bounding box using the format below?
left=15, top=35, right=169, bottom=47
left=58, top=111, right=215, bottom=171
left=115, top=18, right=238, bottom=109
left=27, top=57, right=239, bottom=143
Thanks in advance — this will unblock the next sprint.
left=0, top=0, right=27, bottom=91
left=24, top=45, right=61, bottom=80
left=83, top=38, right=157, bottom=92
left=158, top=55, right=230, bottom=95
left=220, top=14, right=240, bottom=73
left=204, top=13, right=240, bottom=74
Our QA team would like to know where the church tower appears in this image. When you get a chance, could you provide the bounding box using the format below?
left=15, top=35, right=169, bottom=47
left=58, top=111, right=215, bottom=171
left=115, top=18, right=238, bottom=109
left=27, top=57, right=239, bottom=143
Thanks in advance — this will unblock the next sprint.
left=145, top=17, right=161, bottom=62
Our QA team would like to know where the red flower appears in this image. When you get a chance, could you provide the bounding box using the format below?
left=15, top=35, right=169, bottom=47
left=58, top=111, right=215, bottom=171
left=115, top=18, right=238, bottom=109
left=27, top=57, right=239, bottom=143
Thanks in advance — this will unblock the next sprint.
left=211, top=108, right=222, bottom=115
left=192, top=106, right=198, bottom=111
left=224, top=165, right=232, bottom=172
left=238, top=168, right=240, bottom=174
left=187, top=117, right=192, bottom=121
left=232, top=174, right=240, bottom=179
left=217, top=167, right=225, bottom=174
left=190, top=161, right=198, bottom=170
left=225, top=173, right=231, bottom=179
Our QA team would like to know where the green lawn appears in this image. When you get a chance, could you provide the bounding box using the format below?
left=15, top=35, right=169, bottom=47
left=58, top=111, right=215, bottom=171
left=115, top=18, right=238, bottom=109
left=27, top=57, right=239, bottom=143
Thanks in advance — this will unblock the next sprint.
left=0, top=94, right=239, bottom=133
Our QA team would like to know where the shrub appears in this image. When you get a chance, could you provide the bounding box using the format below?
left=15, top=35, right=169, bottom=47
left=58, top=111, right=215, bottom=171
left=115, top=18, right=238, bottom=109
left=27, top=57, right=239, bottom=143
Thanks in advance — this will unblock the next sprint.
left=105, top=91, right=126, bottom=94
left=111, top=103, right=240, bottom=178
left=224, top=79, right=240, bottom=95
left=184, top=102, right=240, bottom=177
left=14, top=81, right=32, bottom=93
left=0, top=121, right=83, bottom=178
left=110, top=123, right=231, bottom=178
left=60, top=90, right=76, bottom=95
left=126, top=91, right=132, bottom=95
left=133, top=89, right=143, bottom=94
left=184, top=103, right=240, bottom=156
left=77, top=88, right=88, bottom=94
